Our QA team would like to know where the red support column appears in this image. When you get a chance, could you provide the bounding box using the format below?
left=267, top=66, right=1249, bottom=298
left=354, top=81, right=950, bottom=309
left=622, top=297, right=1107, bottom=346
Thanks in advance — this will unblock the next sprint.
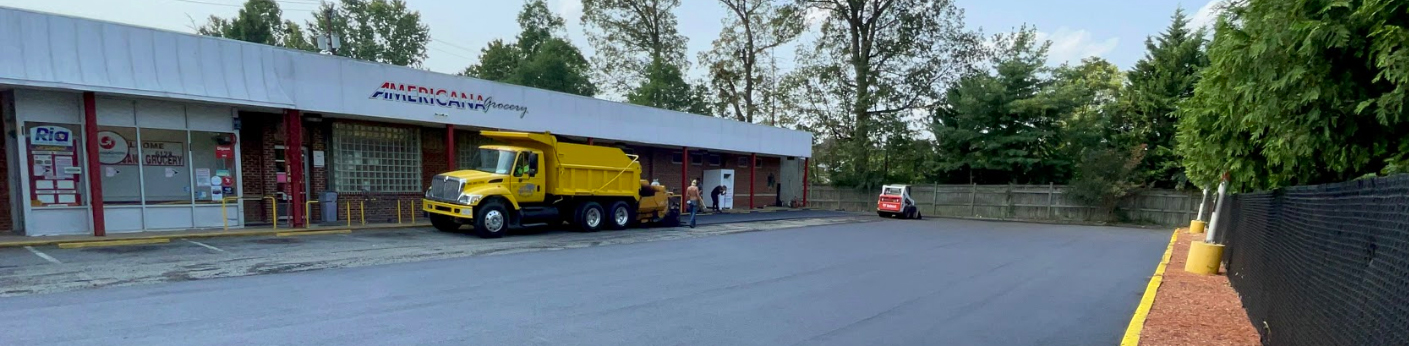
left=446, top=125, right=456, bottom=170
left=82, top=92, right=106, bottom=236
left=750, top=153, right=756, bottom=210
left=587, top=137, right=593, bottom=145
left=284, top=109, right=305, bottom=228
left=803, top=158, right=810, bottom=207
left=680, top=147, right=689, bottom=194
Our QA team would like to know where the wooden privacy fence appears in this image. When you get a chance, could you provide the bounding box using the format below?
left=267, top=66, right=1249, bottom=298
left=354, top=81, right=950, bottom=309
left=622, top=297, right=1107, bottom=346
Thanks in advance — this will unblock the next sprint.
left=810, top=184, right=1202, bottom=227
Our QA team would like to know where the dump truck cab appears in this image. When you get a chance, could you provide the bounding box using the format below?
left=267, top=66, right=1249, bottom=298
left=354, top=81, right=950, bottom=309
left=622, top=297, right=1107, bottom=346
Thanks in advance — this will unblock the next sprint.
left=423, top=131, right=675, bottom=238
left=877, top=184, right=921, bottom=219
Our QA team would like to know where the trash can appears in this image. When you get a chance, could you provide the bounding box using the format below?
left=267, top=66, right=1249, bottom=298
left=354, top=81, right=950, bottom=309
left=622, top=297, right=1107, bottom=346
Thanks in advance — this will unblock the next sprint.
left=320, top=192, right=339, bottom=224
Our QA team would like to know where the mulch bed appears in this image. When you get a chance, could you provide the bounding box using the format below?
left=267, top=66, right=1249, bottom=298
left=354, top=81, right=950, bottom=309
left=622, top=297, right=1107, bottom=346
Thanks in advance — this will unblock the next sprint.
left=1139, top=229, right=1261, bottom=346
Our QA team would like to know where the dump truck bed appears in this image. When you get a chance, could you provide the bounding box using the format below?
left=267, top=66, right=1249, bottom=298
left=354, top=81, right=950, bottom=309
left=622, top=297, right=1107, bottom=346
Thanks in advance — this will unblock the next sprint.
left=481, top=131, right=641, bottom=199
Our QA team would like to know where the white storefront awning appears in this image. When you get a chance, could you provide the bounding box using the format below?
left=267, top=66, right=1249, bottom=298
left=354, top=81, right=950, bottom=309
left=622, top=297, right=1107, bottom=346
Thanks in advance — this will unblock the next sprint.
left=0, top=6, right=812, bottom=158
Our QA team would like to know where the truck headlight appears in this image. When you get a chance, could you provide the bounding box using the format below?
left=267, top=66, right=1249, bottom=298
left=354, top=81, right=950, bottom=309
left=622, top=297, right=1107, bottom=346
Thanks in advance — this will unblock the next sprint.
left=458, top=194, right=482, bottom=205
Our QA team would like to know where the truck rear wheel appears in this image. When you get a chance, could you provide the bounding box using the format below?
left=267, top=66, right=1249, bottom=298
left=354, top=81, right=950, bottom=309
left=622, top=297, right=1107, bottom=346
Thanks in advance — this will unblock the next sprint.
left=474, top=201, right=509, bottom=239
left=431, top=214, right=461, bottom=232
left=576, top=202, right=604, bottom=232
left=607, top=201, right=633, bottom=230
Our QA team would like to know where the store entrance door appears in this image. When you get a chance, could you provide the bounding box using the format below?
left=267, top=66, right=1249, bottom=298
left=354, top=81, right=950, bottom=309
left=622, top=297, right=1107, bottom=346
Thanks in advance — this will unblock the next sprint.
left=273, top=145, right=310, bottom=226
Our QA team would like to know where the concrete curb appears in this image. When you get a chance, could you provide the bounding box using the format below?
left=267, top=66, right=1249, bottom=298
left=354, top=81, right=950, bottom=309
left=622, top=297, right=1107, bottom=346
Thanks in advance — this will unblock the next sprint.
left=1119, top=228, right=1181, bottom=346
left=0, top=223, right=427, bottom=249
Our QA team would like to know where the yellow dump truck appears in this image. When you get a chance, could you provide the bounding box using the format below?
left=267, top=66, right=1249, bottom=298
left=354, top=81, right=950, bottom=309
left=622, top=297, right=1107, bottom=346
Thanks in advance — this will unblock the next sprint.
left=422, top=131, right=680, bottom=238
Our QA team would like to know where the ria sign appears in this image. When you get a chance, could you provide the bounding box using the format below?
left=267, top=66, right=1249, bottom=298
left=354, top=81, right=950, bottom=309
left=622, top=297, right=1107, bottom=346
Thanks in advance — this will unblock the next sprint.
left=369, top=82, right=529, bottom=118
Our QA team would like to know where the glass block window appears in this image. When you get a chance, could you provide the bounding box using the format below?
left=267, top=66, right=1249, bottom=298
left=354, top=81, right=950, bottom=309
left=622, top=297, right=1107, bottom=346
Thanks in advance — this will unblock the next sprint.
left=332, top=123, right=421, bottom=192
left=456, top=131, right=497, bottom=170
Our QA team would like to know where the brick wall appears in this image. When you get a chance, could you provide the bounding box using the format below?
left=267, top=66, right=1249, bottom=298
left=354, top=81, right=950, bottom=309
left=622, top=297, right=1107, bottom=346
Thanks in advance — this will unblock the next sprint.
left=238, top=112, right=283, bottom=225
left=635, top=147, right=782, bottom=208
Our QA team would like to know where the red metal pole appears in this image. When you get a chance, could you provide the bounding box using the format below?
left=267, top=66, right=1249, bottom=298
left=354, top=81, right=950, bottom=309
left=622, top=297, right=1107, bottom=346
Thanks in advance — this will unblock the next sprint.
left=82, top=92, right=106, bottom=236
left=680, top=147, right=689, bottom=194
left=587, top=137, right=593, bottom=145
left=285, top=109, right=304, bottom=228
left=803, top=158, right=810, bottom=207
left=750, top=153, right=756, bottom=210
left=446, top=125, right=455, bottom=170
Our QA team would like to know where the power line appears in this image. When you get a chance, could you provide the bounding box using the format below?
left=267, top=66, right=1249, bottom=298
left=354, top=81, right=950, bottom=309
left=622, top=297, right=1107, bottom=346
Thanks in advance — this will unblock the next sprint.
left=428, top=44, right=473, bottom=61
left=431, top=38, right=479, bottom=54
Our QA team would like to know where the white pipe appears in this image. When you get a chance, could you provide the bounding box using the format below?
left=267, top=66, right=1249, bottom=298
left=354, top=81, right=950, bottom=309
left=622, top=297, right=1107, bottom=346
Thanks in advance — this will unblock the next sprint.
left=1205, top=181, right=1228, bottom=243
left=1196, top=188, right=1210, bottom=222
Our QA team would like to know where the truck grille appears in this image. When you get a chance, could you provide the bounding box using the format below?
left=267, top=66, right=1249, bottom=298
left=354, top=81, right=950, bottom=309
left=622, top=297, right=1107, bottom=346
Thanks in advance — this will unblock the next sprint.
left=427, top=175, right=464, bottom=202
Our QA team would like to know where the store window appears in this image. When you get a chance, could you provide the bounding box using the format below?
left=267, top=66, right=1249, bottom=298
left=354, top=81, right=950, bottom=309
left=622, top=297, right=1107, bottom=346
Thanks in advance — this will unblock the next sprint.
left=24, top=122, right=85, bottom=207
left=139, top=128, right=192, bottom=205
left=96, top=126, right=140, bottom=205
left=332, top=122, right=421, bottom=192
left=707, top=154, right=722, bottom=166
left=190, top=131, right=239, bottom=204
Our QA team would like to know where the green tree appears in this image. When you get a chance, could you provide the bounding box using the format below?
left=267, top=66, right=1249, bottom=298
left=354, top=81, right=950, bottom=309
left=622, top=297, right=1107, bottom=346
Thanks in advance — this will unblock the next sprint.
left=932, top=27, right=1074, bottom=184
left=463, top=39, right=521, bottom=81
left=195, top=0, right=313, bottom=51
left=627, top=59, right=711, bottom=114
left=786, top=0, right=982, bottom=187
left=463, top=0, right=596, bottom=97
left=581, top=0, right=690, bottom=95
left=307, top=0, right=430, bottom=67
left=1120, top=8, right=1208, bottom=189
left=1178, top=0, right=1409, bottom=191
left=700, top=0, right=805, bottom=124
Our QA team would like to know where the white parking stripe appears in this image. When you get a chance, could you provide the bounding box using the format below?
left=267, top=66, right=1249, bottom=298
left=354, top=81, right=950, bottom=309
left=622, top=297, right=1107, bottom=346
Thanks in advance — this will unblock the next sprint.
left=184, top=239, right=227, bottom=253
left=24, top=246, right=62, bottom=264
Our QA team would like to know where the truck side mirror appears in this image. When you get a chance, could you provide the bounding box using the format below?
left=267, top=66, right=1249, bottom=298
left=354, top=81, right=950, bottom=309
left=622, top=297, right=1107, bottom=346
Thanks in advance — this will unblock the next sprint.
left=527, top=153, right=539, bottom=177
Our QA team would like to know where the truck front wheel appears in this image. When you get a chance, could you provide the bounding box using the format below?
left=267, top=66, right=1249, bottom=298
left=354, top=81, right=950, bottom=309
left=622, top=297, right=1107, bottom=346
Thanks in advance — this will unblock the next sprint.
left=607, top=201, right=633, bottom=230
left=576, top=201, right=605, bottom=232
left=474, top=201, right=509, bottom=239
left=431, top=214, right=461, bottom=232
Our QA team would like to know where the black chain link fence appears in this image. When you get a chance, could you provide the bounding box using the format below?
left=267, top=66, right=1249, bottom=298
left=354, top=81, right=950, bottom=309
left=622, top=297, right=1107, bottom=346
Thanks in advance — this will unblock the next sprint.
left=1218, top=174, right=1409, bottom=346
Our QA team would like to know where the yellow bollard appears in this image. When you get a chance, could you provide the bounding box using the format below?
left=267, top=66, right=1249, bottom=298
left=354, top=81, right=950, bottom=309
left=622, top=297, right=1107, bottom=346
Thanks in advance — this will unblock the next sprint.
left=345, top=201, right=352, bottom=227
left=264, top=196, right=278, bottom=229
left=360, top=200, right=366, bottom=225
left=397, top=200, right=404, bottom=224
left=1189, top=220, right=1207, bottom=234
left=410, top=200, right=416, bottom=224
left=1184, top=241, right=1225, bottom=275
left=304, top=201, right=320, bottom=228
left=221, top=197, right=230, bottom=230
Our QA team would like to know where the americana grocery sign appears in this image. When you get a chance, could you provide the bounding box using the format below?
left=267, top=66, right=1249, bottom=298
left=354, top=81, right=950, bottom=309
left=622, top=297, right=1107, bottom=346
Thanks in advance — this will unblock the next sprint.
left=369, top=82, right=529, bottom=118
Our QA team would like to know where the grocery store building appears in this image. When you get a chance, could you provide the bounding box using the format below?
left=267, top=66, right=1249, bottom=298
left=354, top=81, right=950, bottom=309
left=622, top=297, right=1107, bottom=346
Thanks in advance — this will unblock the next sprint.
left=0, top=7, right=813, bottom=237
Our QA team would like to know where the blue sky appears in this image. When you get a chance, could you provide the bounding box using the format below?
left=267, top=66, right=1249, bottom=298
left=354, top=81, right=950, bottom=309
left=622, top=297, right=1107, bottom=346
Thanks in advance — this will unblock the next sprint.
left=2, top=0, right=1221, bottom=84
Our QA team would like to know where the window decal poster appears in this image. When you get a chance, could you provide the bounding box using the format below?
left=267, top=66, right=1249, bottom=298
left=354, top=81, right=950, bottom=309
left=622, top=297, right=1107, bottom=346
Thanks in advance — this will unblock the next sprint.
left=28, top=124, right=82, bottom=207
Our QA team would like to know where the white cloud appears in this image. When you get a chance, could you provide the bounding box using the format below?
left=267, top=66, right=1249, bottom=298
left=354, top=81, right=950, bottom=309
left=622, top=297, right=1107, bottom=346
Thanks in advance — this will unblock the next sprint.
left=1035, top=28, right=1119, bottom=65
left=554, top=0, right=584, bottom=23
left=1188, top=0, right=1224, bottom=30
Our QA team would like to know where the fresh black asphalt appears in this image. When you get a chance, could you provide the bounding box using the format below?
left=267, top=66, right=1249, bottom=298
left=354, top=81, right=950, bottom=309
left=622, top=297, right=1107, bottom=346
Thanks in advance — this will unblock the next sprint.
left=0, top=217, right=1168, bottom=346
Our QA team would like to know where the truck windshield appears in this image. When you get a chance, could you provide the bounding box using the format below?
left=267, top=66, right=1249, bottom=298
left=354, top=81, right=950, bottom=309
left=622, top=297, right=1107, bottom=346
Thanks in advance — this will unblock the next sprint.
left=472, top=149, right=518, bottom=175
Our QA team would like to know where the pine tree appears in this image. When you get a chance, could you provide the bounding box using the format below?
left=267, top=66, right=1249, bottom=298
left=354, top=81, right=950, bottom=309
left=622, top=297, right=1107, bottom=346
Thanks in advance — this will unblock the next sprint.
left=1119, top=8, right=1208, bottom=188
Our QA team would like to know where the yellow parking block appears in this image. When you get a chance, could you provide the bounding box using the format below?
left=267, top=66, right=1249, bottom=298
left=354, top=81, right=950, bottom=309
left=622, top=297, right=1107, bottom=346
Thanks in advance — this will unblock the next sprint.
left=275, top=229, right=352, bottom=237
left=57, top=238, right=171, bottom=249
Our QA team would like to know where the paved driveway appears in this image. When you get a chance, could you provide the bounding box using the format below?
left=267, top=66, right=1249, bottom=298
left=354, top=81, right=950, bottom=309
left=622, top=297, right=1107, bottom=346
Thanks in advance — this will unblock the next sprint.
left=0, top=217, right=1167, bottom=345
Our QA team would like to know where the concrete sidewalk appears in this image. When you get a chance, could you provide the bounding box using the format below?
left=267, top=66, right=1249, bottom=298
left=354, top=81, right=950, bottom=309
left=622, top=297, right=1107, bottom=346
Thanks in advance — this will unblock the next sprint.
left=0, top=222, right=430, bottom=249
left=0, top=207, right=822, bottom=248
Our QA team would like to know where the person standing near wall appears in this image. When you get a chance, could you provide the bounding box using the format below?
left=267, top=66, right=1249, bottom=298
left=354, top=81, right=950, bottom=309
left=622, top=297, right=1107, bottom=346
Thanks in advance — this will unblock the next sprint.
left=710, top=184, right=725, bottom=212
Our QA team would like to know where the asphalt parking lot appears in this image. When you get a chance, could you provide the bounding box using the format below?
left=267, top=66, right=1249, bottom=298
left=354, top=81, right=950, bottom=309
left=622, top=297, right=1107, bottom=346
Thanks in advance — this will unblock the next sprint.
left=1, top=216, right=1169, bottom=346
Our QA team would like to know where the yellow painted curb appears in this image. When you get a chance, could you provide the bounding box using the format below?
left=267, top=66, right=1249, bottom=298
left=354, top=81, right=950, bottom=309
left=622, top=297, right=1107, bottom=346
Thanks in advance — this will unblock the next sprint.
left=1119, top=229, right=1180, bottom=346
left=276, top=229, right=351, bottom=237
left=57, top=238, right=171, bottom=249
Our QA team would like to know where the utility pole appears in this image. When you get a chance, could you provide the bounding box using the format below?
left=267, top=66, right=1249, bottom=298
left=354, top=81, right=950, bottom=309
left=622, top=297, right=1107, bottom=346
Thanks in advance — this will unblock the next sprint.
left=317, top=1, right=342, bottom=56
